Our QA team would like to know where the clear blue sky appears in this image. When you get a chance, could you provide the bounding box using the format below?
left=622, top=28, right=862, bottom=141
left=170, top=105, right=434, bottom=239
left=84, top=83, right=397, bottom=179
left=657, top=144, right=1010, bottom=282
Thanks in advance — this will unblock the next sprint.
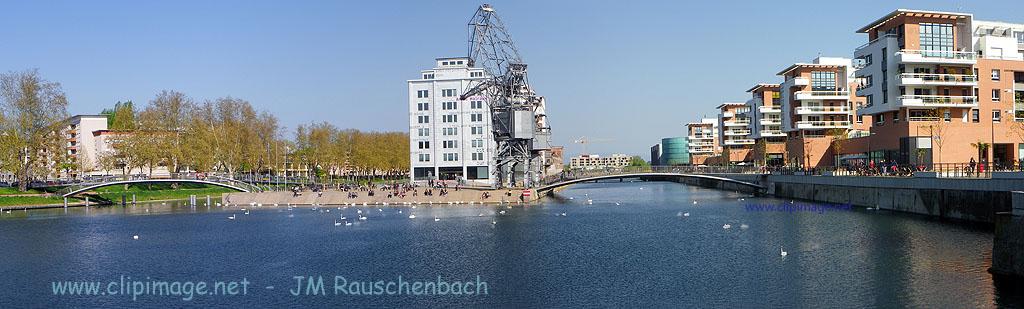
left=1, top=0, right=1018, bottom=159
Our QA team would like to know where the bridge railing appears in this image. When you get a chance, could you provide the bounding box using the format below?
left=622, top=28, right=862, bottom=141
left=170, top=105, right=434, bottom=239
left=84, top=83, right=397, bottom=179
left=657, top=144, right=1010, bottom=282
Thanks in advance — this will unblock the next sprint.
left=541, top=165, right=763, bottom=186
left=55, top=172, right=264, bottom=196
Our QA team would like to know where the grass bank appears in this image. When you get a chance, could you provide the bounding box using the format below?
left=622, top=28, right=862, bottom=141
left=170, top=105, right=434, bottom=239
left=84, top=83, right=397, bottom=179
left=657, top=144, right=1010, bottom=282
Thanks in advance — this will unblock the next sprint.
left=0, top=183, right=234, bottom=207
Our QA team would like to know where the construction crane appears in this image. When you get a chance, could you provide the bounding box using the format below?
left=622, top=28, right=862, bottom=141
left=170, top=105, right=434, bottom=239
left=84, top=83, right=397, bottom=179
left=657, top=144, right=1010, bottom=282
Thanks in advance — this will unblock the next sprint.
left=573, top=136, right=614, bottom=156
left=461, top=4, right=552, bottom=188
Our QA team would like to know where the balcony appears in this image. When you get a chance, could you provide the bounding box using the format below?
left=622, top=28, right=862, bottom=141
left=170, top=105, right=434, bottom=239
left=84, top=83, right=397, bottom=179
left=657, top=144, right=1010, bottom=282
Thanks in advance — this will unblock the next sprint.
left=722, top=111, right=735, bottom=118
left=795, top=106, right=851, bottom=114
left=760, top=130, right=786, bottom=137
left=689, top=135, right=715, bottom=140
left=723, top=130, right=751, bottom=136
left=760, top=118, right=781, bottom=125
left=689, top=141, right=714, bottom=146
left=898, top=95, right=977, bottom=108
left=795, top=120, right=850, bottom=129
left=895, top=49, right=976, bottom=65
left=758, top=106, right=781, bottom=113
left=723, top=120, right=750, bottom=127
left=724, top=139, right=754, bottom=145
left=795, top=90, right=849, bottom=101
left=898, top=73, right=978, bottom=87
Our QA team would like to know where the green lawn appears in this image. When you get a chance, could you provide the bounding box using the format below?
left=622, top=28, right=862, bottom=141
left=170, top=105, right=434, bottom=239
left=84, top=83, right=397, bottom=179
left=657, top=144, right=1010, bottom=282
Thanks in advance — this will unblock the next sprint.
left=0, top=187, right=50, bottom=196
left=91, top=183, right=234, bottom=202
left=0, top=183, right=234, bottom=207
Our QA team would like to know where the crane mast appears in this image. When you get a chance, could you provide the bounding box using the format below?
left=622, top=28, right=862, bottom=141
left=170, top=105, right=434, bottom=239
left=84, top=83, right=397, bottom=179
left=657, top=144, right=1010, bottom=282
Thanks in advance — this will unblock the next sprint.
left=463, top=4, right=552, bottom=188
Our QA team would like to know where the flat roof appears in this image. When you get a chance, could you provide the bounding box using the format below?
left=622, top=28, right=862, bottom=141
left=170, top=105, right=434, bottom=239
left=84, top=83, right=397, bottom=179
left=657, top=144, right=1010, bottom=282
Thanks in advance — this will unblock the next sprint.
left=746, top=83, right=780, bottom=93
left=776, top=63, right=843, bottom=76
left=856, top=9, right=971, bottom=33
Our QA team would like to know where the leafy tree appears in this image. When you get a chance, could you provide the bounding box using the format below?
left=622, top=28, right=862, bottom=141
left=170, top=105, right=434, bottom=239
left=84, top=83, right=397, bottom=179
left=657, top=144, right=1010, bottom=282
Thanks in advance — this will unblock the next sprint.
left=0, top=69, right=69, bottom=191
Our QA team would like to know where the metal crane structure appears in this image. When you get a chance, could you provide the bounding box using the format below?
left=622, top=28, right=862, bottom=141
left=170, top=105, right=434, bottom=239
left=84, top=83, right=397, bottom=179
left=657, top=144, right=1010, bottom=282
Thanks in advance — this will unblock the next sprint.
left=461, top=4, right=552, bottom=188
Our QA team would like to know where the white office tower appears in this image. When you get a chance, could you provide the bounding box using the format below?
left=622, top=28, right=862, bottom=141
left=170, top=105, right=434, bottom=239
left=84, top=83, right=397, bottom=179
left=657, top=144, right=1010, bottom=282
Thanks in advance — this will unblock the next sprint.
left=408, top=57, right=496, bottom=186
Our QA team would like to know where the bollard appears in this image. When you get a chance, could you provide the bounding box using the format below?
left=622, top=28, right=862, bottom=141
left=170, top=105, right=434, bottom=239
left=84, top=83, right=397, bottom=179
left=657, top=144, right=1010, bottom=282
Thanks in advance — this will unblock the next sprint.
left=64, top=197, right=68, bottom=208
left=85, top=196, right=89, bottom=207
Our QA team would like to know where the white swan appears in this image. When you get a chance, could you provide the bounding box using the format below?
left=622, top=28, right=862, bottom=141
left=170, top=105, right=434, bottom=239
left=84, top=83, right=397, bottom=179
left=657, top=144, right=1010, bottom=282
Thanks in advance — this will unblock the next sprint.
left=722, top=224, right=731, bottom=229
left=780, top=246, right=788, bottom=257
left=683, top=212, right=690, bottom=217
left=334, top=220, right=342, bottom=226
left=228, top=214, right=236, bottom=220
left=132, top=235, right=139, bottom=240
left=740, top=224, right=749, bottom=229
left=408, top=214, right=416, bottom=219
left=434, top=217, right=440, bottom=222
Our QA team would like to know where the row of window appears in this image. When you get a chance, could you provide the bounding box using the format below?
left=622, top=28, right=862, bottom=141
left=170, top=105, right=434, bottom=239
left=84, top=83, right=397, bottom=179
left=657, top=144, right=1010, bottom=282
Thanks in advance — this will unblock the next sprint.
left=416, top=152, right=487, bottom=163
left=416, top=139, right=487, bottom=150
left=872, top=109, right=1005, bottom=125
left=415, top=101, right=486, bottom=111
left=417, top=127, right=487, bottom=137
left=415, top=114, right=486, bottom=124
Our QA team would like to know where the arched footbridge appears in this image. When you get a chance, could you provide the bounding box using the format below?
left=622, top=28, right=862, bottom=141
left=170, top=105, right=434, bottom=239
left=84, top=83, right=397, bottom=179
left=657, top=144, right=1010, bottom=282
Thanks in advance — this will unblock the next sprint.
left=60, top=175, right=262, bottom=198
left=535, top=171, right=765, bottom=195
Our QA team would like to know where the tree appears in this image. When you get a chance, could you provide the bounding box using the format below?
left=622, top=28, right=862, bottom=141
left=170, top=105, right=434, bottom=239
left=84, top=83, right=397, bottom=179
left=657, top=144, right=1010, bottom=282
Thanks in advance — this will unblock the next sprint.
left=100, top=101, right=136, bottom=130
left=0, top=69, right=69, bottom=191
left=628, top=155, right=649, bottom=167
left=971, top=141, right=990, bottom=162
left=827, top=128, right=848, bottom=167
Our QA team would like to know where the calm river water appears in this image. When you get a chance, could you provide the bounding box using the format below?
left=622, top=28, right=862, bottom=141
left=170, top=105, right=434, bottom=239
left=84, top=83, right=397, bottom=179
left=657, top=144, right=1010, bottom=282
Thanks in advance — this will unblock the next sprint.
left=1, top=181, right=1021, bottom=308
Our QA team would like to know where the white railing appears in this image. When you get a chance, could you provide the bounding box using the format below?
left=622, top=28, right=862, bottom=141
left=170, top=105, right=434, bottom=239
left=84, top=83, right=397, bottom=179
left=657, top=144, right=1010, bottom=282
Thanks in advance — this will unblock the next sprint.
left=795, top=106, right=851, bottom=114
left=796, top=120, right=850, bottom=129
left=898, top=49, right=977, bottom=61
left=724, top=130, right=751, bottom=136
left=898, top=73, right=977, bottom=83
left=908, top=116, right=941, bottom=122
left=758, top=106, right=782, bottom=113
left=899, top=95, right=978, bottom=106
left=760, top=130, right=785, bottom=136
left=723, top=120, right=751, bottom=126
left=760, top=118, right=781, bottom=125
left=796, top=90, right=849, bottom=98
left=724, top=139, right=755, bottom=145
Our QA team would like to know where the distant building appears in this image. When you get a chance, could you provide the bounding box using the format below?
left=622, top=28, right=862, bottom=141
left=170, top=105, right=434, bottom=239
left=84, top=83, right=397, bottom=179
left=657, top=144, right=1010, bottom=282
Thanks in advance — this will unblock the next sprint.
left=569, top=154, right=631, bottom=169
left=660, top=137, right=690, bottom=165
left=686, top=118, right=719, bottom=165
left=650, top=143, right=662, bottom=165
left=407, top=57, right=495, bottom=185
left=65, top=115, right=108, bottom=177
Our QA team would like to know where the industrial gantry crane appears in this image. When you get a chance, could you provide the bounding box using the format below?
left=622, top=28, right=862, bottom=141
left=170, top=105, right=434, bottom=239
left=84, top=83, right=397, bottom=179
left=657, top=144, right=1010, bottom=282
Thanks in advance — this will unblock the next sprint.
left=460, top=4, right=552, bottom=188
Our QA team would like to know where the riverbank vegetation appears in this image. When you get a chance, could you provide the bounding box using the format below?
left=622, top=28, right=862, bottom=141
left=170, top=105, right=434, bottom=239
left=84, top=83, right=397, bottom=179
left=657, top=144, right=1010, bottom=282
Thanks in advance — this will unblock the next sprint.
left=0, top=69, right=410, bottom=192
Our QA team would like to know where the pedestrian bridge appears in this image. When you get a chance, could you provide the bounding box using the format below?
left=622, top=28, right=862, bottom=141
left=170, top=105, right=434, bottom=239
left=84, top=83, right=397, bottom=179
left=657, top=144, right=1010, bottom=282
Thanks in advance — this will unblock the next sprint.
left=535, top=170, right=765, bottom=195
left=60, top=175, right=261, bottom=198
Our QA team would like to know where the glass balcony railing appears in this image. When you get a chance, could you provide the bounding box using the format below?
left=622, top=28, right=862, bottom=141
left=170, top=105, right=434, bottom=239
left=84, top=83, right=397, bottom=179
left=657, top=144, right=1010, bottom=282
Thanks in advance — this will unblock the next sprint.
left=898, top=95, right=977, bottom=106
left=795, top=106, right=851, bottom=114
left=795, top=120, right=850, bottom=129
left=897, top=49, right=977, bottom=61
left=898, top=73, right=978, bottom=84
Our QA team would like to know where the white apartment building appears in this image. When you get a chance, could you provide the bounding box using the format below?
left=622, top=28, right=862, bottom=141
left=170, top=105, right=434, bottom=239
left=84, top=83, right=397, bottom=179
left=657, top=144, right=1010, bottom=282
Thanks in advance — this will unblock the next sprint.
left=66, top=115, right=108, bottom=177
left=569, top=154, right=631, bottom=170
left=408, top=57, right=496, bottom=185
left=686, top=118, right=719, bottom=165
left=778, top=57, right=862, bottom=135
left=745, top=84, right=784, bottom=140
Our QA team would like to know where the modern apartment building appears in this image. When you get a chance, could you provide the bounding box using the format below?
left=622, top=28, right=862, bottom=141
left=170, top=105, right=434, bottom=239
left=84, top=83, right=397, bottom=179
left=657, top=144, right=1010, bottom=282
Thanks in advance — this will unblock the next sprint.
left=65, top=115, right=108, bottom=177
left=408, top=57, right=496, bottom=185
left=717, top=102, right=753, bottom=163
left=777, top=57, right=868, bottom=167
left=746, top=84, right=786, bottom=165
left=853, top=9, right=1024, bottom=165
left=686, top=118, right=719, bottom=165
left=569, top=154, right=631, bottom=170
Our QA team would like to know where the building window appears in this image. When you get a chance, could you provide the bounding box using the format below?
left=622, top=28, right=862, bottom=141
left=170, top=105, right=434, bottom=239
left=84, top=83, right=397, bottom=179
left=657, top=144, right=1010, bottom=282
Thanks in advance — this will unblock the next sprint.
left=994, top=110, right=1002, bottom=123
left=470, top=72, right=483, bottom=78
left=857, top=114, right=864, bottom=123
left=472, top=153, right=484, bottom=161
left=422, top=73, right=434, bottom=79
left=865, top=95, right=873, bottom=107
left=417, top=115, right=430, bottom=124
left=993, top=89, right=1001, bottom=102
left=1016, top=31, right=1024, bottom=44
left=442, top=115, right=458, bottom=123
left=443, top=153, right=459, bottom=162
left=417, top=128, right=430, bottom=137
left=944, top=110, right=951, bottom=122
left=442, top=140, right=457, bottom=149
left=442, top=127, right=458, bottom=136
left=442, top=101, right=457, bottom=110
left=471, top=100, right=483, bottom=109
left=861, top=75, right=873, bottom=89
left=811, top=71, right=837, bottom=91
left=992, top=69, right=1001, bottom=81
left=471, top=126, right=484, bottom=135
left=875, top=113, right=885, bottom=125
left=471, top=113, right=483, bottom=122
left=892, top=111, right=900, bottom=123
left=971, top=109, right=980, bottom=123
left=417, top=102, right=429, bottom=111
left=919, top=23, right=954, bottom=57
left=441, top=89, right=458, bottom=97
left=418, top=154, right=430, bottom=162
left=417, top=90, right=429, bottom=98
left=472, top=139, right=484, bottom=148
left=418, top=141, right=430, bottom=149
